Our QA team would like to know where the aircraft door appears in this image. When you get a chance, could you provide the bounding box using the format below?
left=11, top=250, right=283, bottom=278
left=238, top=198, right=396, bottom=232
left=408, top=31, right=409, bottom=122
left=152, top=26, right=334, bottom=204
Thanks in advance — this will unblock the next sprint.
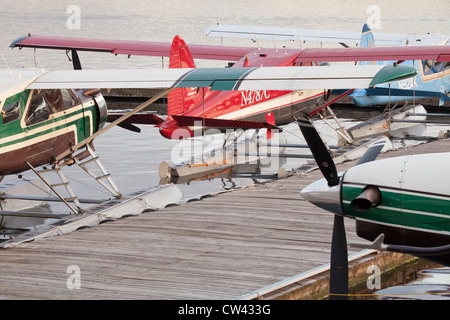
left=93, top=92, right=108, bottom=132
left=71, top=89, right=107, bottom=141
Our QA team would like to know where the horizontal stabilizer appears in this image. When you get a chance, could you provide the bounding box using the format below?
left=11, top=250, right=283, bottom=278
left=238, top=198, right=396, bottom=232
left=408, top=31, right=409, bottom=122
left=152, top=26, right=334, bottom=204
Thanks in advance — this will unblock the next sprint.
left=172, top=115, right=280, bottom=131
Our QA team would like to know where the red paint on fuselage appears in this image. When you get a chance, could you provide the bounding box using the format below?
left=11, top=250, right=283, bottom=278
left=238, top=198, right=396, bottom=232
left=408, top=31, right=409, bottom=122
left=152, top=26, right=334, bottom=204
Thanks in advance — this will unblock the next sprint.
left=160, top=47, right=322, bottom=139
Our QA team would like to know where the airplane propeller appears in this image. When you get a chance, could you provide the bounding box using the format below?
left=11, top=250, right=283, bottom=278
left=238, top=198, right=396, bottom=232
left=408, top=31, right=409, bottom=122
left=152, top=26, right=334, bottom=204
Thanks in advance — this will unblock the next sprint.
left=296, top=116, right=385, bottom=300
left=295, top=117, right=339, bottom=187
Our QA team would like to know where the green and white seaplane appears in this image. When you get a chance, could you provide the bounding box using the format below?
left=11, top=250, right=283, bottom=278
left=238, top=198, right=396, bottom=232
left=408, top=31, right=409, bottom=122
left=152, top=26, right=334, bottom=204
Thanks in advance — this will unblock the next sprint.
left=0, top=68, right=122, bottom=218
left=298, top=116, right=450, bottom=299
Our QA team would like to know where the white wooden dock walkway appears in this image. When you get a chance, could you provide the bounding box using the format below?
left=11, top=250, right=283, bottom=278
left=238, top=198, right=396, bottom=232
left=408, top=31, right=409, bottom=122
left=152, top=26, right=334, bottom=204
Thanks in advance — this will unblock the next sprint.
left=0, top=138, right=447, bottom=299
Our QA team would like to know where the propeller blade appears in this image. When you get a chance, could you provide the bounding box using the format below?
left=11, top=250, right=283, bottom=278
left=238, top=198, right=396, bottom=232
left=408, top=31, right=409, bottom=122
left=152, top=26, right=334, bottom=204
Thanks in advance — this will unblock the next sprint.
left=329, top=214, right=348, bottom=300
left=296, top=117, right=339, bottom=186
left=106, top=115, right=142, bottom=133
left=116, top=121, right=142, bottom=133
left=107, top=113, right=165, bottom=125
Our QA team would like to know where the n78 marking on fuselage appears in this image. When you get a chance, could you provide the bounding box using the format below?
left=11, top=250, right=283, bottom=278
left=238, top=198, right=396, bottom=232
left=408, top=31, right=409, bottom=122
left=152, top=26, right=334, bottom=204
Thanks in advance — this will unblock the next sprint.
left=241, top=90, right=271, bottom=107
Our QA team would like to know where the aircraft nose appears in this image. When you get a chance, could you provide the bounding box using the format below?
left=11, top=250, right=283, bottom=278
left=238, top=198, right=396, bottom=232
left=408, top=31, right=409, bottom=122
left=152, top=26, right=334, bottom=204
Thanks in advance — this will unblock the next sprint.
left=300, top=178, right=342, bottom=215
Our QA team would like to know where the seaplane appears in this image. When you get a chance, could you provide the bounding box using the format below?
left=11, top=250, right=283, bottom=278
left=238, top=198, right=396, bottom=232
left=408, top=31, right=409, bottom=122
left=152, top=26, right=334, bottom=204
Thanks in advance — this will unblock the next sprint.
left=355, top=24, right=449, bottom=108
left=297, top=116, right=450, bottom=299
left=0, top=60, right=419, bottom=218
left=203, top=24, right=450, bottom=144
left=9, top=31, right=450, bottom=145
left=205, top=23, right=450, bottom=108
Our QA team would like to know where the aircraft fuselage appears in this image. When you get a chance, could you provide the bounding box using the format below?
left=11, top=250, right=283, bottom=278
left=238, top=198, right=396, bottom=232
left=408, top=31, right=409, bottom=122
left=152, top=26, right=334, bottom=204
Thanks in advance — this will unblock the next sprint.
left=301, top=151, right=450, bottom=266
left=352, top=58, right=450, bottom=107
left=159, top=48, right=326, bottom=139
left=0, top=85, right=107, bottom=175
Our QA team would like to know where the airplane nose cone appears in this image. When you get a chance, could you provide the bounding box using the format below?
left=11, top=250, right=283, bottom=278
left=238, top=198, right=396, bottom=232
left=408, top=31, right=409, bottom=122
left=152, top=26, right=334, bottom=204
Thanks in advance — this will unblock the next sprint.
left=300, top=178, right=342, bottom=214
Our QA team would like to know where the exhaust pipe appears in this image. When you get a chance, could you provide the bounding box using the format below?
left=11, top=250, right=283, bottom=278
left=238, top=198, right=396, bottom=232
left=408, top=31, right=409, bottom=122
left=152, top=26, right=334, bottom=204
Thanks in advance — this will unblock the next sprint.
left=350, top=185, right=381, bottom=212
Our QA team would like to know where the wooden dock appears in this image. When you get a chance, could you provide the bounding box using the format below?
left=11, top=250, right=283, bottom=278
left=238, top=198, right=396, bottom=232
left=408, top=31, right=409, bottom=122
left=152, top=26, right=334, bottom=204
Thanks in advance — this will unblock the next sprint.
left=0, top=138, right=448, bottom=300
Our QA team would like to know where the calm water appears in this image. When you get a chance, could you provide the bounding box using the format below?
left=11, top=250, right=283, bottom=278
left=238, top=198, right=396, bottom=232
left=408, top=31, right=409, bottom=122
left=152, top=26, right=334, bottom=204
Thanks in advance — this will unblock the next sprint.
left=0, top=0, right=449, bottom=298
left=374, top=267, right=450, bottom=300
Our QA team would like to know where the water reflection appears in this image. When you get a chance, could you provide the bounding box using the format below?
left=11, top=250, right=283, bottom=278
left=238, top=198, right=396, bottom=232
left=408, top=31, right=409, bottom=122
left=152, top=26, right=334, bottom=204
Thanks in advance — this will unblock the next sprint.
left=375, top=267, right=450, bottom=300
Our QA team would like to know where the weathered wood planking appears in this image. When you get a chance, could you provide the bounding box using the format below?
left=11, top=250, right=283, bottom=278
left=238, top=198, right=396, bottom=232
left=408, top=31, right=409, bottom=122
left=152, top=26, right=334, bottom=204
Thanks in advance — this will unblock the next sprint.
left=0, top=138, right=448, bottom=299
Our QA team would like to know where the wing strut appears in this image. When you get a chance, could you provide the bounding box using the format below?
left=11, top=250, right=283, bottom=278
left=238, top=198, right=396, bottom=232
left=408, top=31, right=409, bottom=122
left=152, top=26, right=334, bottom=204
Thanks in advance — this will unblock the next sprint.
left=308, top=89, right=356, bottom=145
left=55, top=87, right=175, bottom=162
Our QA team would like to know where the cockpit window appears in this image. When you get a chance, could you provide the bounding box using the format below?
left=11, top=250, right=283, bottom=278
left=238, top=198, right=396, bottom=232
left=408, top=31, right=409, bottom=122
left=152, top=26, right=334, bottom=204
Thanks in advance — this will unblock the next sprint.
left=1, top=100, right=21, bottom=124
left=61, top=89, right=79, bottom=110
left=26, top=90, right=51, bottom=125
left=25, top=89, right=80, bottom=126
left=422, top=59, right=450, bottom=76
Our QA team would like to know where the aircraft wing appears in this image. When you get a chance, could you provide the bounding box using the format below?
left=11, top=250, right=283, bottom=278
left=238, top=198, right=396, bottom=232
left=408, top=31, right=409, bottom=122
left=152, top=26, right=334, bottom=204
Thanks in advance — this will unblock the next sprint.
left=294, top=46, right=450, bottom=63
left=10, top=35, right=253, bottom=61
left=17, top=63, right=416, bottom=159
left=205, top=24, right=407, bottom=45
left=26, top=64, right=416, bottom=91
left=205, top=24, right=450, bottom=46
left=12, top=34, right=450, bottom=65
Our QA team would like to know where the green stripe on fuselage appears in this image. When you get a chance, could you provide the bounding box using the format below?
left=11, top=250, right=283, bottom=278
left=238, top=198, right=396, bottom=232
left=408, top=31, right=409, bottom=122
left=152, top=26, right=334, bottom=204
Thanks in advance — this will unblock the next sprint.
left=175, top=68, right=257, bottom=90
left=342, top=185, right=450, bottom=234
left=0, top=113, right=89, bottom=149
left=1, top=99, right=96, bottom=150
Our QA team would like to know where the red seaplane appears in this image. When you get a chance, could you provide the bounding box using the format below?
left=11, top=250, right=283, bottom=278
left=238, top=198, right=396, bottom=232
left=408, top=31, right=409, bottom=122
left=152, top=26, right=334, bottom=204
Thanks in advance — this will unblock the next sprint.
left=10, top=32, right=450, bottom=141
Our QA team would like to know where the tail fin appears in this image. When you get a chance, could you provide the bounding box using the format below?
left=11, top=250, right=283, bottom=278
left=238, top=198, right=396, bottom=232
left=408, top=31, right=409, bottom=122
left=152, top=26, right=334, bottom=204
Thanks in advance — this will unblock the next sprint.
left=167, top=35, right=204, bottom=116
left=360, top=23, right=376, bottom=48
left=359, top=24, right=381, bottom=65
